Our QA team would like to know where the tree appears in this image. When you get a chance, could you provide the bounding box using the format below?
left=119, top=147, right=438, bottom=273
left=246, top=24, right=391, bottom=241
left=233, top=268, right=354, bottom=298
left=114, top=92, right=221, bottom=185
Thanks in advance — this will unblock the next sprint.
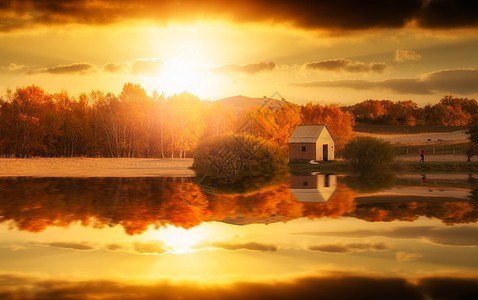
left=192, top=134, right=288, bottom=192
left=342, top=136, right=395, bottom=171
left=301, top=103, right=355, bottom=152
left=468, top=122, right=478, bottom=144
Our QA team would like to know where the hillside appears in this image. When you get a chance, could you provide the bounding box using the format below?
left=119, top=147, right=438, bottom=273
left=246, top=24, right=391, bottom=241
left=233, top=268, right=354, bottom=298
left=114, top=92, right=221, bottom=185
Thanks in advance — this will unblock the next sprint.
left=205, top=95, right=287, bottom=115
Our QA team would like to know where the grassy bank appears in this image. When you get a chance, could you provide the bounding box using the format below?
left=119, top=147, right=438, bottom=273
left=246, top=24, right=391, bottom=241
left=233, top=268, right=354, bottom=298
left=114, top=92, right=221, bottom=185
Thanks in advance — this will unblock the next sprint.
left=289, top=160, right=478, bottom=174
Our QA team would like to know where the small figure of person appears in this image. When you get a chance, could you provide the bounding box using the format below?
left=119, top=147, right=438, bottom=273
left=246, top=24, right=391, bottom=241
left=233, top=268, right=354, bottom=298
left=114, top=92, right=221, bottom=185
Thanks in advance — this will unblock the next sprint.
left=420, top=149, right=424, bottom=162
left=421, top=174, right=427, bottom=183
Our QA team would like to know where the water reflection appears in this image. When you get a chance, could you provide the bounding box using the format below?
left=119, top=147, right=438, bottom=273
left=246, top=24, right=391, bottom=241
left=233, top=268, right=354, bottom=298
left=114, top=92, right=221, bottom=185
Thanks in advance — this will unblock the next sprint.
left=1, top=174, right=478, bottom=299
left=1, top=174, right=477, bottom=234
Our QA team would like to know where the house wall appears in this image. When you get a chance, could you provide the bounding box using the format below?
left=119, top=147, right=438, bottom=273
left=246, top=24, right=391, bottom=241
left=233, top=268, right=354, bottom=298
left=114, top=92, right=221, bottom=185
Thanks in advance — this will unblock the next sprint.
left=290, top=174, right=318, bottom=189
left=288, top=143, right=316, bottom=161
left=315, top=131, right=335, bottom=161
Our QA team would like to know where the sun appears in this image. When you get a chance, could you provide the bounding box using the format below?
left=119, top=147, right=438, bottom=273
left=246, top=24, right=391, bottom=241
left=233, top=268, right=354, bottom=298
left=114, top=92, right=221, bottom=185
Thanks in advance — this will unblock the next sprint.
left=154, top=225, right=205, bottom=254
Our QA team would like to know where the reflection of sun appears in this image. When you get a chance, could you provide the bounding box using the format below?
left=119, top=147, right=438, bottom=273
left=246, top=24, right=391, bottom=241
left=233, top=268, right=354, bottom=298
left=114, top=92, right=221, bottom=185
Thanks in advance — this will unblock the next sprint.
left=155, top=225, right=205, bottom=254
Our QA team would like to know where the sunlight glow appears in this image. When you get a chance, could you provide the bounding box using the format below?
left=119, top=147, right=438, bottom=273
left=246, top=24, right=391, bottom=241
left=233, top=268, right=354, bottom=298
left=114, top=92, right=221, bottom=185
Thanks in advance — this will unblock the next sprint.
left=155, top=225, right=205, bottom=254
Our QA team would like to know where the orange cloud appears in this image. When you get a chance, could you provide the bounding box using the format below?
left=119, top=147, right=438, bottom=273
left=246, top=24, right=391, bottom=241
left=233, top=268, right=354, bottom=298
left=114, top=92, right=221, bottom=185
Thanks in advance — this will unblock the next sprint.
left=291, top=69, right=478, bottom=95
left=213, top=62, right=276, bottom=75
left=26, top=63, right=95, bottom=75
left=305, top=59, right=389, bottom=73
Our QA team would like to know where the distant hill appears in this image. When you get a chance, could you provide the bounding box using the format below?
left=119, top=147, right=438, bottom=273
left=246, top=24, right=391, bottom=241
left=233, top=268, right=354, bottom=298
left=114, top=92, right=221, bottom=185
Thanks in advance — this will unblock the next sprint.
left=204, top=95, right=288, bottom=115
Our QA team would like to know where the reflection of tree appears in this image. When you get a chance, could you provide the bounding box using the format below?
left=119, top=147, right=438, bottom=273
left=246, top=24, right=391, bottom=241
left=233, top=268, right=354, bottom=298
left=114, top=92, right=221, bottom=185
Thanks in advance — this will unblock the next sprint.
left=351, top=202, right=478, bottom=225
left=344, top=172, right=396, bottom=193
left=301, top=184, right=356, bottom=218
left=1, top=177, right=477, bottom=234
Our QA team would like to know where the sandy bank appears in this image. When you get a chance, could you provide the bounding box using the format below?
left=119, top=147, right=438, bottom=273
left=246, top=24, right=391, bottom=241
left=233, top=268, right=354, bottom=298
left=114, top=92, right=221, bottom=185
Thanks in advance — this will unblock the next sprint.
left=0, top=158, right=195, bottom=177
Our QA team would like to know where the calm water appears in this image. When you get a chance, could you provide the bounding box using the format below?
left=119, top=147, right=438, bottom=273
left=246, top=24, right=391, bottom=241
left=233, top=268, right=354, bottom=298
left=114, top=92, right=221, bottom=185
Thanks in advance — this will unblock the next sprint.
left=1, top=174, right=477, bottom=299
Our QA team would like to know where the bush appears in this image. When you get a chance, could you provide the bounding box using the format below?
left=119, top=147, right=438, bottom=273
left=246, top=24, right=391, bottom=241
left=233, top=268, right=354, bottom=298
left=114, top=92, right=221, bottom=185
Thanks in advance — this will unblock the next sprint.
left=192, top=134, right=288, bottom=192
left=342, top=136, right=395, bottom=171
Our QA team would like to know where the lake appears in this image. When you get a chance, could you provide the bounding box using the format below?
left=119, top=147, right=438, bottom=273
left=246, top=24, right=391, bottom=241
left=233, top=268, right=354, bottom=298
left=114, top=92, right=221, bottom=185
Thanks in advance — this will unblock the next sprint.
left=1, top=174, right=477, bottom=299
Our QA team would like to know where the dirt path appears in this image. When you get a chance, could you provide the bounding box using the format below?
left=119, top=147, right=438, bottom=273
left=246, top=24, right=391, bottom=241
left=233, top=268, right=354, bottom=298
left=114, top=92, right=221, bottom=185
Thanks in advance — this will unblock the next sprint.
left=0, top=158, right=195, bottom=177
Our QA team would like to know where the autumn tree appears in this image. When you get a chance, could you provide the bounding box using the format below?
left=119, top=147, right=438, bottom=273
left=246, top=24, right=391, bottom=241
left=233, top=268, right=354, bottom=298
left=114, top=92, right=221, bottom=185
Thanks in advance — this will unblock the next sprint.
left=301, top=103, right=355, bottom=152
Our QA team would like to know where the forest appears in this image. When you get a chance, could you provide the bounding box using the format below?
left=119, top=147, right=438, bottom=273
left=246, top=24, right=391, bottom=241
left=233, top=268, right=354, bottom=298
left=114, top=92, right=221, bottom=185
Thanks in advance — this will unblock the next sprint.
left=0, top=83, right=476, bottom=158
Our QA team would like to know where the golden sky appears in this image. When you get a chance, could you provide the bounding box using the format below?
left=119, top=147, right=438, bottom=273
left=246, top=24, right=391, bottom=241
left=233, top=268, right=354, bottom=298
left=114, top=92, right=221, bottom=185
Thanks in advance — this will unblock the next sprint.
left=1, top=0, right=478, bottom=105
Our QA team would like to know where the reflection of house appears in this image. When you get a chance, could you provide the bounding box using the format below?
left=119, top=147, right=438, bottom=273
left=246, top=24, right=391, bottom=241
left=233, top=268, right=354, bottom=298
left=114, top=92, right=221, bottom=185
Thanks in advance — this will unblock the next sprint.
left=288, top=124, right=335, bottom=162
left=290, top=174, right=337, bottom=203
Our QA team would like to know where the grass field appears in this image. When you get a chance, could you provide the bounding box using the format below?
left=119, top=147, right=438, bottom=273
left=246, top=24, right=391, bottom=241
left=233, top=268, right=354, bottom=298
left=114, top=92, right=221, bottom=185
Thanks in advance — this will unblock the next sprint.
left=354, top=124, right=466, bottom=134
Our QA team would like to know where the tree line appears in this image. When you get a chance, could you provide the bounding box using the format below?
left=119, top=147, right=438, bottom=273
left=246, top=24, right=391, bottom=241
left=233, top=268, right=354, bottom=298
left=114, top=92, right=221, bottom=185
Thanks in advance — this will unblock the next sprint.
left=0, top=83, right=354, bottom=158
left=1, top=83, right=476, bottom=158
left=344, top=96, right=478, bottom=126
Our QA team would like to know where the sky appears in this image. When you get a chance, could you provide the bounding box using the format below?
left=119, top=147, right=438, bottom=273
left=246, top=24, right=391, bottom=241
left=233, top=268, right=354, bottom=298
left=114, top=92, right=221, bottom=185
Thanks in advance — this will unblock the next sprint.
left=1, top=0, right=478, bottom=106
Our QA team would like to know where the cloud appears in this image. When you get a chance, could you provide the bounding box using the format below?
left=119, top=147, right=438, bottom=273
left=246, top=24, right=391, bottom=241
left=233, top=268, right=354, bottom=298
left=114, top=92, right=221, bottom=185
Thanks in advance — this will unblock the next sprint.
left=0, top=63, right=25, bottom=72
left=1, top=1, right=477, bottom=32
left=305, top=59, right=389, bottom=73
left=396, top=251, right=423, bottom=261
left=394, top=49, right=421, bottom=63
left=213, top=62, right=276, bottom=75
left=27, top=63, right=95, bottom=75
left=308, top=242, right=390, bottom=254
left=296, top=225, right=478, bottom=247
left=290, top=69, right=478, bottom=95
left=103, top=59, right=164, bottom=75
left=210, top=242, right=277, bottom=252
left=31, top=241, right=95, bottom=251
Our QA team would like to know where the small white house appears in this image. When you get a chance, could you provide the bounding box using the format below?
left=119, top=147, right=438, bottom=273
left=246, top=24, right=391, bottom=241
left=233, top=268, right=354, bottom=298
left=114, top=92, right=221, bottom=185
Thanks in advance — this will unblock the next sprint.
left=290, top=174, right=337, bottom=203
left=288, top=124, right=335, bottom=162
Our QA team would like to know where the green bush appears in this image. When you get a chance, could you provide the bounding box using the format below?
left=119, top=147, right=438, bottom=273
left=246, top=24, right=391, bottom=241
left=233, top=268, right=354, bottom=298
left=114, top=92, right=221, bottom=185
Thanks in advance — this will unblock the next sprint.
left=192, top=134, right=288, bottom=192
left=343, top=136, right=395, bottom=171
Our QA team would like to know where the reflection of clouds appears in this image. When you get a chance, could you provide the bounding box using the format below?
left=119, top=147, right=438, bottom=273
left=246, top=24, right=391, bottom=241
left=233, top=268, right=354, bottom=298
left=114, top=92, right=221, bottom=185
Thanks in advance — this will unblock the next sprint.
left=208, top=242, right=277, bottom=252
left=133, top=241, right=168, bottom=254
left=2, top=273, right=478, bottom=300
left=297, top=226, right=478, bottom=246
left=396, top=251, right=423, bottom=262
left=308, top=242, right=389, bottom=254
left=30, top=241, right=96, bottom=251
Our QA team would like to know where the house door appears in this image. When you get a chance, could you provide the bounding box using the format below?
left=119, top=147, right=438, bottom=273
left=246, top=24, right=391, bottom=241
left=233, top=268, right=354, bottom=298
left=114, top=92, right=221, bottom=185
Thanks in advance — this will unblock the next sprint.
left=323, top=144, right=328, bottom=161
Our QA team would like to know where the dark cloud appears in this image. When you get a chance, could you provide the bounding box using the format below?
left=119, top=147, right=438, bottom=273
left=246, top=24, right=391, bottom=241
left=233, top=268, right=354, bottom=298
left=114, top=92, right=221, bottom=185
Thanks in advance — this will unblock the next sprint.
left=418, top=277, right=478, bottom=300
left=213, top=62, right=276, bottom=75
left=31, top=241, right=95, bottom=251
left=308, top=242, right=390, bottom=254
left=133, top=241, right=167, bottom=254
left=296, top=225, right=478, bottom=247
left=1, top=1, right=477, bottom=32
left=417, top=0, right=478, bottom=29
left=211, top=242, right=277, bottom=252
left=306, top=59, right=389, bottom=73
left=27, top=63, right=95, bottom=75
left=291, top=69, right=478, bottom=95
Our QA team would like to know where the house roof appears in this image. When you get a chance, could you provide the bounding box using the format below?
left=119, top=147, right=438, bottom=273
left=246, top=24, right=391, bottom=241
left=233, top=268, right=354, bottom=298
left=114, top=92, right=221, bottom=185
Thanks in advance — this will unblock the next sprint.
left=288, top=124, right=329, bottom=143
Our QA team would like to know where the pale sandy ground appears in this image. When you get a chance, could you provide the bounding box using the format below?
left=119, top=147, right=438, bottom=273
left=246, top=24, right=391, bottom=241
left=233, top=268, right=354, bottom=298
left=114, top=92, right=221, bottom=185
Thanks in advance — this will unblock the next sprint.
left=0, top=158, right=194, bottom=177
